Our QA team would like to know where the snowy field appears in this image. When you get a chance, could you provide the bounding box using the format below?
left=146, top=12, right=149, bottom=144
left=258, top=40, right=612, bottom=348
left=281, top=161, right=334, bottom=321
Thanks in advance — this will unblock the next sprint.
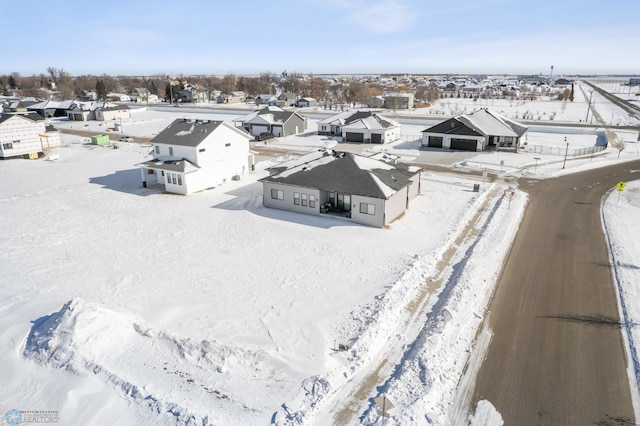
left=1, top=86, right=640, bottom=425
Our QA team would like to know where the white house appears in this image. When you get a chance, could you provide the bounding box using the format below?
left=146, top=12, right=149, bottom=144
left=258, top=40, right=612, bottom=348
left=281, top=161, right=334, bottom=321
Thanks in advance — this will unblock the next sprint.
left=136, top=118, right=252, bottom=195
left=421, top=108, right=528, bottom=152
left=95, top=104, right=131, bottom=121
left=317, top=110, right=401, bottom=144
left=259, top=149, right=421, bottom=227
left=0, top=112, right=61, bottom=159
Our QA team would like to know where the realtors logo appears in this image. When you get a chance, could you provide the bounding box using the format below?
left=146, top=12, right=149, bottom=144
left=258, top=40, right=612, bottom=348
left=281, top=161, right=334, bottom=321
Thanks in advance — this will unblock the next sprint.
left=4, top=409, right=59, bottom=424
left=5, top=410, right=22, bottom=425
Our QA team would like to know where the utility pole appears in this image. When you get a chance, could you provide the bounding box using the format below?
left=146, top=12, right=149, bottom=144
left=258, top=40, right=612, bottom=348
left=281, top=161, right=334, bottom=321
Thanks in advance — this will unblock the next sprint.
left=585, top=90, right=594, bottom=123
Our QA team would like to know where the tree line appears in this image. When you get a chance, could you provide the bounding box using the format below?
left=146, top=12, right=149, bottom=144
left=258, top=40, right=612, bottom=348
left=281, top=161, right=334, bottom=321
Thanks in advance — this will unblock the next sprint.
left=1, top=67, right=443, bottom=105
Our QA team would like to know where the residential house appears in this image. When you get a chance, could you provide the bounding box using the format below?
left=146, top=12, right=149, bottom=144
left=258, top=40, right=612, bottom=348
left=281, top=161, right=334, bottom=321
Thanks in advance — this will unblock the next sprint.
left=256, top=94, right=277, bottom=106
left=26, top=100, right=74, bottom=118
left=277, top=92, right=297, bottom=107
left=234, top=106, right=307, bottom=138
left=132, top=88, right=159, bottom=104
left=0, top=112, right=61, bottom=159
left=95, top=104, right=131, bottom=121
left=366, top=95, right=385, bottom=108
left=383, top=93, right=414, bottom=110
left=65, top=101, right=129, bottom=122
left=316, top=110, right=401, bottom=144
left=295, top=97, right=317, bottom=108
left=106, top=93, right=131, bottom=102
left=136, top=118, right=251, bottom=195
left=181, top=85, right=217, bottom=103
left=421, top=108, right=528, bottom=152
left=259, top=149, right=421, bottom=227
left=217, top=92, right=245, bottom=104
left=6, top=98, right=40, bottom=113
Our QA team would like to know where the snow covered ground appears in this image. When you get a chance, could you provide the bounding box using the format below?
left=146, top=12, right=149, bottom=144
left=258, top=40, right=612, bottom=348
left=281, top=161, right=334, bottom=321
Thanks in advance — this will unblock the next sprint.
left=1, top=87, right=639, bottom=425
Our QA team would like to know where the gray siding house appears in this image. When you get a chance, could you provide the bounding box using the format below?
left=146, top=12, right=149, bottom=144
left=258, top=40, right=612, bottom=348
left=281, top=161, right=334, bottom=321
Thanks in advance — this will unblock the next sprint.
left=234, top=106, right=307, bottom=138
left=259, top=149, right=421, bottom=227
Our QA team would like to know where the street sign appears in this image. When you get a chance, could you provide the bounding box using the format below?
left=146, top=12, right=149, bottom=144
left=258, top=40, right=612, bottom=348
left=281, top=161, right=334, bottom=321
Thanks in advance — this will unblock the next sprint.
left=617, top=181, right=626, bottom=192
left=374, top=394, right=395, bottom=420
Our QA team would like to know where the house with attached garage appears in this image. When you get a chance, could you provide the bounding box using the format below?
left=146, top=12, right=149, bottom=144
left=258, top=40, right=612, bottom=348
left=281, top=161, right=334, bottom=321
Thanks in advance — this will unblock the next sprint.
left=136, top=118, right=252, bottom=195
left=316, top=110, right=401, bottom=144
left=233, top=106, right=307, bottom=138
left=259, top=149, right=421, bottom=227
left=421, top=108, right=528, bottom=152
left=0, top=112, right=61, bottom=159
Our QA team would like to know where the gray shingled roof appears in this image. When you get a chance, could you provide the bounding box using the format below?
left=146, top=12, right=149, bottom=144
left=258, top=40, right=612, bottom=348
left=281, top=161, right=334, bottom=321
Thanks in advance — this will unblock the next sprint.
left=260, top=151, right=420, bottom=199
left=151, top=119, right=225, bottom=147
left=0, top=112, right=45, bottom=124
left=423, top=109, right=527, bottom=137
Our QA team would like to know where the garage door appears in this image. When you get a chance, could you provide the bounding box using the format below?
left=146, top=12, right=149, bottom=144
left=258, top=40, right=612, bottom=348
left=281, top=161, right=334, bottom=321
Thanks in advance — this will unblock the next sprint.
left=345, top=132, right=364, bottom=143
left=271, top=126, right=283, bottom=137
left=450, top=138, right=478, bottom=151
left=251, top=125, right=269, bottom=136
left=428, top=136, right=443, bottom=148
left=371, top=133, right=382, bottom=144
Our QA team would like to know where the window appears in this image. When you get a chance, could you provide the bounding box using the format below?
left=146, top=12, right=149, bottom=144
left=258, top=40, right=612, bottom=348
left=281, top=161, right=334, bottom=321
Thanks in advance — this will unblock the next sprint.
left=155, top=146, right=160, bottom=154
left=177, top=174, right=182, bottom=185
left=225, top=143, right=231, bottom=147
left=199, top=148, right=206, bottom=152
left=309, top=195, right=316, bottom=208
left=271, top=189, right=284, bottom=200
left=293, top=192, right=300, bottom=205
left=172, top=174, right=177, bottom=184
left=169, top=147, right=174, bottom=156
left=301, top=193, right=308, bottom=207
left=2, top=143, right=13, bottom=150
left=360, top=202, right=375, bottom=215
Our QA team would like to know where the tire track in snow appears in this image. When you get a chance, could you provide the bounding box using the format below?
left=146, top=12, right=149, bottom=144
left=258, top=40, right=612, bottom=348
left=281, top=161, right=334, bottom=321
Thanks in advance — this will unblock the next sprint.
left=330, top=186, right=505, bottom=425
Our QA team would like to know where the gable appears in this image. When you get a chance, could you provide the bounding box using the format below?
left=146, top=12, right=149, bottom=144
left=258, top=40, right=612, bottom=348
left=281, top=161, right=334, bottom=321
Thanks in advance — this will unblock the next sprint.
left=423, top=118, right=483, bottom=137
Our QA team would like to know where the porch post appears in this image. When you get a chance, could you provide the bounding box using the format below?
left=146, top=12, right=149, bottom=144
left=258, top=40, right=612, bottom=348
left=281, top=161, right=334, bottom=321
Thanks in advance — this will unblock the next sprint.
left=140, top=168, right=146, bottom=187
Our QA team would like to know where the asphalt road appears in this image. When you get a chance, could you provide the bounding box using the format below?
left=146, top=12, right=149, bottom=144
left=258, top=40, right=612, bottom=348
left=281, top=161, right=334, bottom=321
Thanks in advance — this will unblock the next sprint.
left=471, top=159, right=640, bottom=425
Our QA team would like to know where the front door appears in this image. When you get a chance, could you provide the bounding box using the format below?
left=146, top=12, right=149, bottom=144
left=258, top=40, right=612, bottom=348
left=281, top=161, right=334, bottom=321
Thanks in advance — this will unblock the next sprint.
left=336, top=194, right=352, bottom=211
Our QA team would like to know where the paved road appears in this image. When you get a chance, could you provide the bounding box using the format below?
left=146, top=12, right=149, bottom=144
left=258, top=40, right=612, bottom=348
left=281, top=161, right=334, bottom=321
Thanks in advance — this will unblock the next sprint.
left=471, top=159, right=640, bottom=425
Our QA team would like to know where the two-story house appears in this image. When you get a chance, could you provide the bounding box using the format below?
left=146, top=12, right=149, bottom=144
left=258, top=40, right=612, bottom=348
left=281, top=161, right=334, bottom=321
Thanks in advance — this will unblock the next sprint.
left=136, top=118, right=252, bottom=195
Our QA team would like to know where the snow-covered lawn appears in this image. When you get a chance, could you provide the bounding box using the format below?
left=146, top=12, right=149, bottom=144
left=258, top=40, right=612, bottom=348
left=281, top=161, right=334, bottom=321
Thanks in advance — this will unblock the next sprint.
left=1, top=88, right=639, bottom=425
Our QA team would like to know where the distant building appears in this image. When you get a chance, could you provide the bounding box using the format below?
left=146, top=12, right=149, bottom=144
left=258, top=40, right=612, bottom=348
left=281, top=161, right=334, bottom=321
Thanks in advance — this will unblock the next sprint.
left=317, top=110, right=401, bottom=144
left=234, top=106, right=307, bottom=138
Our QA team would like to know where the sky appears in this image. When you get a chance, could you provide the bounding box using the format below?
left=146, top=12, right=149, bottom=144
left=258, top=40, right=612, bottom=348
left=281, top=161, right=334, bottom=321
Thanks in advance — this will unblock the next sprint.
left=3, top=0, right=640, bottom=77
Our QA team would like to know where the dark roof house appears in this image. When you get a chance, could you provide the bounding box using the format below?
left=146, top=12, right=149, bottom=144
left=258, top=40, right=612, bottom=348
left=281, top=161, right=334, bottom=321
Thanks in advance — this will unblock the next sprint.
left=259, top=149, right=421, bottom=227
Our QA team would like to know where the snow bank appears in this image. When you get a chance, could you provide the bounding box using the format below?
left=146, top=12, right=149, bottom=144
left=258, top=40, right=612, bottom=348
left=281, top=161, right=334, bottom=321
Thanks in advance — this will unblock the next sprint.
left=601, top=180, right=640, bottom=416
left=24, top=298, right=287, bottom=425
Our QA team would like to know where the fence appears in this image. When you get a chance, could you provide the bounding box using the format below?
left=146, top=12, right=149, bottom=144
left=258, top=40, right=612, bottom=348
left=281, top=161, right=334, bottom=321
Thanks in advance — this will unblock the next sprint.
left=524, top=144, right=607, bottom=157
